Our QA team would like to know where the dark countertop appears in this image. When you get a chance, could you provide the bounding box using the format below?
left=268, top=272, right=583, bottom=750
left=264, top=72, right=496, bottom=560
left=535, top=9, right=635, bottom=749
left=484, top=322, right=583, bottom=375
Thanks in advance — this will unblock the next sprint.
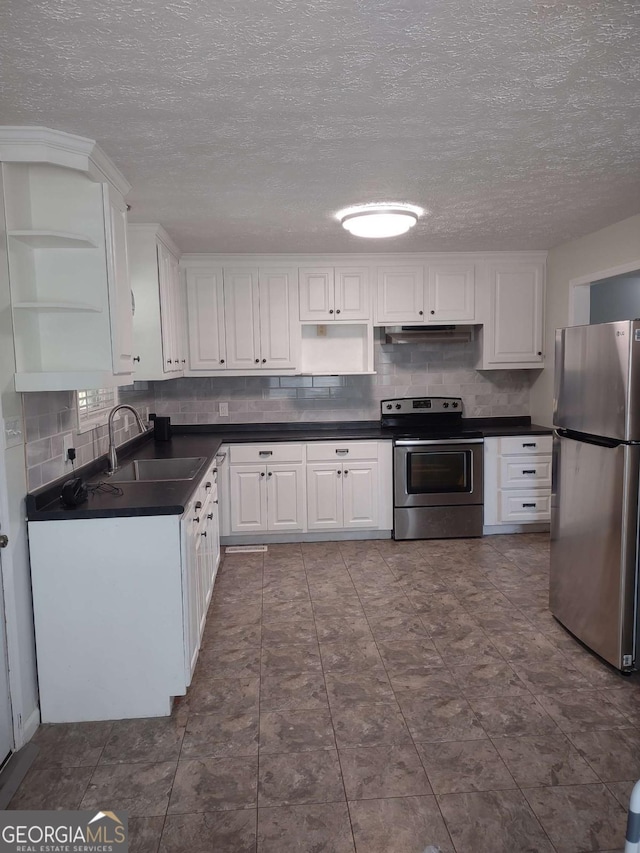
left=27, top=417, right=552, bottom=521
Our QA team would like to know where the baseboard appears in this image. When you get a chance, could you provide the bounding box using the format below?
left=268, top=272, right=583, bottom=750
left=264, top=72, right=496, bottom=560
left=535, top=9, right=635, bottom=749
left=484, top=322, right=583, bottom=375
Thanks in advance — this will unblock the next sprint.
left=0, top=742, right=38, bottom=809
left=221, top=530, right=392, bottom=545
left=483, top=523, right=550, bottom=535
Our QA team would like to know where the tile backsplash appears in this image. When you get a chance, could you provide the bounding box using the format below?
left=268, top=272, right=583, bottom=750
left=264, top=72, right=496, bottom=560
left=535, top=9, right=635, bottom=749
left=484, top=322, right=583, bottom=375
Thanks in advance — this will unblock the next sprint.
left=24, top=386, right=154, bottom=491
left=23, top=334, right=537, bottom=491
left=154, top=334, right=536, bottom=425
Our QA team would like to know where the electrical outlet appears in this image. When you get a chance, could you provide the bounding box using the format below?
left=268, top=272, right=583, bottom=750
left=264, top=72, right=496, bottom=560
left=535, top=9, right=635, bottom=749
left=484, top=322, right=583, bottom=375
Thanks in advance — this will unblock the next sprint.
left=219, top=402, right=229, bottom=417
left=63, top=433, right=74, bottom=464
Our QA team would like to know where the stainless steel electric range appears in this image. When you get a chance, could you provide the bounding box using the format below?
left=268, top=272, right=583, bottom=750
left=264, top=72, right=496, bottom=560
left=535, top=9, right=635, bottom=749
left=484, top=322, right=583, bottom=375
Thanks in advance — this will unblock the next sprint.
left=381, top=397, right=484, bottom=540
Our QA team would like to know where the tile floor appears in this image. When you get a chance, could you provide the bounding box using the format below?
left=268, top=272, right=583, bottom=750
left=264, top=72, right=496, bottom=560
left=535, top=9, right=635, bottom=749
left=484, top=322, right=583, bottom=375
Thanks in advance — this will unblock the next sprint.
left=9, top=533, right=640, bottom=853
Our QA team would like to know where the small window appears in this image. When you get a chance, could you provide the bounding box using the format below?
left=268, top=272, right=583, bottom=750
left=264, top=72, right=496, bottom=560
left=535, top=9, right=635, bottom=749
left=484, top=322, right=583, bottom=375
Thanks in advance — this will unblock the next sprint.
left=77, top=388, right=118, bottom=433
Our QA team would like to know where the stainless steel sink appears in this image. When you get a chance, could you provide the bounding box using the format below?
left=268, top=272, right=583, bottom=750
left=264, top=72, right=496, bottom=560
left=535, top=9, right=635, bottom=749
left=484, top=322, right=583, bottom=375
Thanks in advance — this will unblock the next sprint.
left=109, top=456, right=206, bottom=483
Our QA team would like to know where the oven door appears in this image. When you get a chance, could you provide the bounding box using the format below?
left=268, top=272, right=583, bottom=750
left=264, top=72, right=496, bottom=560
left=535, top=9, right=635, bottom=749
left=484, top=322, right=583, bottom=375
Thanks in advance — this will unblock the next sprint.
left=394, top=439, right=484, bottom=508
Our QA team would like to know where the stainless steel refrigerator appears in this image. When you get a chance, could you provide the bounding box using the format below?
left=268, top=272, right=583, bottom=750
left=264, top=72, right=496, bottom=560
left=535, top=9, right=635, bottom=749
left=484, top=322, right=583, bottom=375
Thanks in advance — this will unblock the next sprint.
left=551, top=319, right=640, bottom=672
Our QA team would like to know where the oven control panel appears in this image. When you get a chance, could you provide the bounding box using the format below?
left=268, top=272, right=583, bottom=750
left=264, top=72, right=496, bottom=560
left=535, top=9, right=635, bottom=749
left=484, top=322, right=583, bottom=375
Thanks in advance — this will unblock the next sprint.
left=381, top=397, right=463, bottom=415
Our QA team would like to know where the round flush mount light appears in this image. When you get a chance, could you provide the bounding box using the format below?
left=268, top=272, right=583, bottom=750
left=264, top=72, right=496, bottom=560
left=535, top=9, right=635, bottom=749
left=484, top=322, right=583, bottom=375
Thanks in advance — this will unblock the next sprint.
left=337, top=203, right=424, bottom=239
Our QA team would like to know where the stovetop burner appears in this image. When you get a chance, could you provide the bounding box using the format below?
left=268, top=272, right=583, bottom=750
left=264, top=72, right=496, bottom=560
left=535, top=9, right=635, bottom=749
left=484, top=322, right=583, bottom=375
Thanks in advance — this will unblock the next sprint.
left=380, top=396, right=480, bottom=440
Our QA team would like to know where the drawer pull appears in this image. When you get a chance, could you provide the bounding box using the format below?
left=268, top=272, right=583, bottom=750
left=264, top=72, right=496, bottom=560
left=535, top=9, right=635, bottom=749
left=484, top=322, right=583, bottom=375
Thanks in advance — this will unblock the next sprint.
left=522, top=442, right=537, bottom=448
left=194, top=516, right=200, bottom=523
left=259, top=451, right=273, bottom=457
left=195, top=501, right=202, bottom=510
left=522, top=469, right=537, bottom=475
left=207, top=513, right=213, bottom=520
left=335, top=448, right=349, bottom=455
left=201, top=531, right=207, bottom=538
left=205, top=482, right=212, bottom=489
left=522, top=503, right=537, bottom=508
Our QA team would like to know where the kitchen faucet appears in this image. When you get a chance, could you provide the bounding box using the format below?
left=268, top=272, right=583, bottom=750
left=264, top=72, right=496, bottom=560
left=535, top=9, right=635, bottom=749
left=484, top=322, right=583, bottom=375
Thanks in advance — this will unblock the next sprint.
left=107, top=404, right=147, bottom=473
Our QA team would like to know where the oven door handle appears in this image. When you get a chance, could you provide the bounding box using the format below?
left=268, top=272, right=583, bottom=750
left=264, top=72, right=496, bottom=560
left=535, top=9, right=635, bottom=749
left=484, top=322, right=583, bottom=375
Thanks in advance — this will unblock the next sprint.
left=394, top=438, right=484, bottom=446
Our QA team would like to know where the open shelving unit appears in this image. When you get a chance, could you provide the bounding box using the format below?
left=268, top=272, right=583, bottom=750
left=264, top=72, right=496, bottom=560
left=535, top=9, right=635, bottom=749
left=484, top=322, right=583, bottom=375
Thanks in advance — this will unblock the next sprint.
left=299, top=322, right=375, bottom=375
left=0, top=127, right=134, bottom=391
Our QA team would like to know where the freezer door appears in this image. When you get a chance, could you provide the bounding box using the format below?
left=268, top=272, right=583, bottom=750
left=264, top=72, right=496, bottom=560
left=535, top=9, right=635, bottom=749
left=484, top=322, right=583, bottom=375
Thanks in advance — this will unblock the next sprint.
left=550, top=432, right=639, bottom=669
left=554, top=320, right=640, bottom=441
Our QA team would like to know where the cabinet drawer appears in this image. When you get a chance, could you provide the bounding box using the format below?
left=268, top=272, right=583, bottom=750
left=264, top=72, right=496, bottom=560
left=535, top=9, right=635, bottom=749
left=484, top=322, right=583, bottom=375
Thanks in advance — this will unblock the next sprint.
left=499, top=490, right=551, bottom=522
left=499, top=435, right=552, bottom=455
left=499, top=455, right=552, bottom=489
left=306, top=441, right=379, bottom=462
left=229, top=443, right=304, bottom=464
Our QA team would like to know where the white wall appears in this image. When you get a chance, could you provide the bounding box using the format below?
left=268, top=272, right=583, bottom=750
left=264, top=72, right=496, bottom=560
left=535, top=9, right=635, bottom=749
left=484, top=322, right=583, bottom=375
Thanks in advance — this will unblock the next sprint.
left=530, top=213, right=640, bottom=426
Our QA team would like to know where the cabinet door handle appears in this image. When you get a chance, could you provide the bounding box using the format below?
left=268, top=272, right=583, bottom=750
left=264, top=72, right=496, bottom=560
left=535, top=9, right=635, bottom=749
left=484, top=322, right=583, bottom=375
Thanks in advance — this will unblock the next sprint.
left=268, top=471, right=272, bottom=477
left=133, top=356, right=141, bottom=363
left=260, top=472, right=265, bottom=477
left=255, top=358, right=260, bottom=363
left=344, top=469, right=349, bottom=475
left=194, top=516, right=200, bottom=523
left=262, top=358, right=267, bottom=363
left=329, top=309, right=334, bottom=314
left=537, top=351, right=542, bottom=356
left=195, top=501, right=202, bottom=509
left=335, top=448, right=349, bottom=455
left=207, top=513, right=213, bottom=520
left=337, top=470, right=342, bottom=476
left=430, top=310, right=435, bottom=315
left=418, top=310, right=423, bottom=316
left=522, top=470, right=536, bottom=475
left=220, top=359, right=225, bottom=364
left=522, top=442, right=537, bottom=448
left=336, top=309, right=341, bottom=314
left=182, top=359, right=186, bottom=363
left=522, top=503, right=536, bottom=508
left=205, top=482, right=212, bottom=489
left=201, top=531, right=207, bottom=537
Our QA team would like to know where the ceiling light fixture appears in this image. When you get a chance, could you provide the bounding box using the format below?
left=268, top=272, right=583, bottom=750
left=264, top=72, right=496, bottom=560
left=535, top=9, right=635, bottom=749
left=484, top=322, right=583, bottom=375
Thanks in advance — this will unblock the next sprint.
left=337, top=203, right=423, bottom=239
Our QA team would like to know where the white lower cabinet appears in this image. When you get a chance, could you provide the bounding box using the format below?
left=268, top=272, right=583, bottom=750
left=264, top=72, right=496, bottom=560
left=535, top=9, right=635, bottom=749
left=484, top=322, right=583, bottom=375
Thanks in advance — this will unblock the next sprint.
left=307, top=461, right=379, bottom=530
left=221, top=440, right=393, bottom=540
left=229, top=444, right=305, bottom=533
left=484, top=434, right=552, bottom=530
left=28, top=460, right=221, bottom=723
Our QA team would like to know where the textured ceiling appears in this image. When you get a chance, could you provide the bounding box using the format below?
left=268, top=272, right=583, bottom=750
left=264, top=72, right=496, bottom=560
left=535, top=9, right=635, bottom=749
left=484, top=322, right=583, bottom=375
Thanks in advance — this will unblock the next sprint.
left=1, top=0, right=639, bottom=253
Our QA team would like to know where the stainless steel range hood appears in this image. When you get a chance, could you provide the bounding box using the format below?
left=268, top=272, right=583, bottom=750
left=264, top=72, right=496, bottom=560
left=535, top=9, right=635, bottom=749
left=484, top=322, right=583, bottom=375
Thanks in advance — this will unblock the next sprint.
left=384, top=325, right=476, bottom=344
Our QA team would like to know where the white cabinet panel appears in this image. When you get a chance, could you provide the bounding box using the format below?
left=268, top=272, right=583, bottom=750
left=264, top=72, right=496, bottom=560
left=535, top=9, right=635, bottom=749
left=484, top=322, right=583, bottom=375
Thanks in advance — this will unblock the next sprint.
left=306, top=464, right=343, bottom=530
left=375, top=266, right=425, bottom=324
left=486, top=262, right=544, bottom=365
left=342, top=462, right=378, bottom=528
left=267, top=465, right=305, bottom=530
left=259, top=268, right=297, bottom=368
left=499, top=455, right=552, bottom=489
left=103, top=186, right=134, bottom=375
left=230, top=466, right=267, bottom=532
left=185, top=267, right=227, bottom=371
left=428, top=264, right=475, bottom=322
left=500, top=491, right=551, bottom=522
left=335, top=268, right=370, bottom=320
left=300, top=266, right=369, bottom=321
left=299, top=268, right=334, bottom=320
left=129, top=225, right=184, bottom=380
left=224, top=268, right=261, bottom=369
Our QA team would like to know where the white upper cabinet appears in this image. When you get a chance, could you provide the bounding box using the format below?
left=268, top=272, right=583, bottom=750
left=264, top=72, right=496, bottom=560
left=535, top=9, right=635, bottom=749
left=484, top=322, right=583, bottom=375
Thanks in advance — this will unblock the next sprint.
left=299, top=266, right=370, bottom=321
left=428, top=263, right=475, bottom=322
left=0, top=127, right=134, bottom=391
left=224, top=268, right=261, bottom=369
left=258, top=268, right=299, bottom=368
left=185, top=267, right=227, bottom=371
left=375, top=265, right=425, bottom=324
left=478, top=259, right=545, bottom=368
left=129, top=224, right=184, bottom=380
left=375, top=261, right=476, bottom=325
